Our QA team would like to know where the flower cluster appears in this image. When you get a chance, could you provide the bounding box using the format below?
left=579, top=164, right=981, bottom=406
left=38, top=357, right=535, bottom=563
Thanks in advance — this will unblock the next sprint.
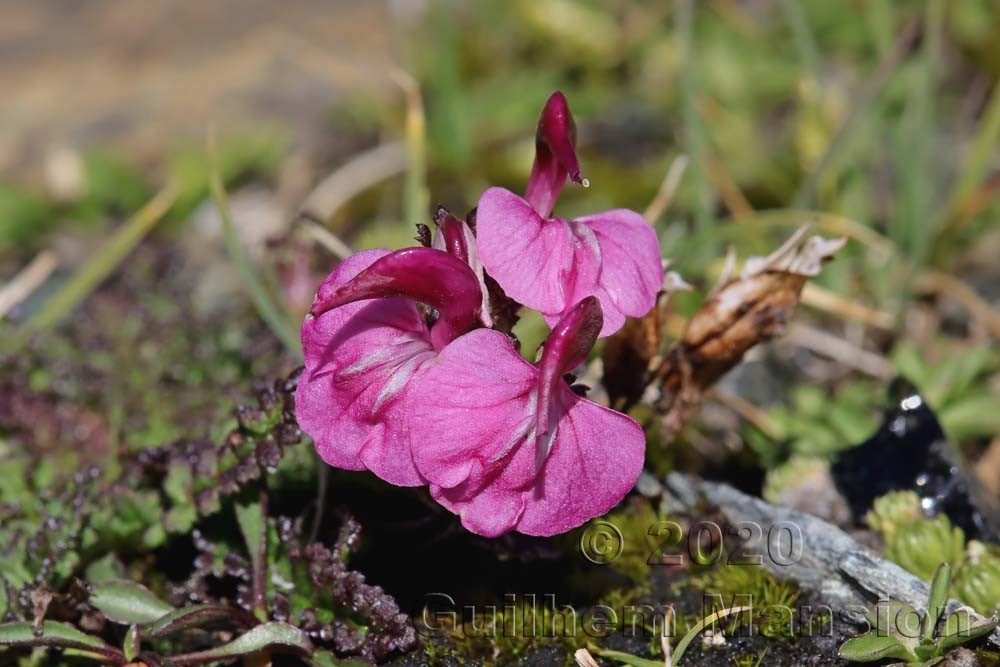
left=296, top=92, right=664, bottom=537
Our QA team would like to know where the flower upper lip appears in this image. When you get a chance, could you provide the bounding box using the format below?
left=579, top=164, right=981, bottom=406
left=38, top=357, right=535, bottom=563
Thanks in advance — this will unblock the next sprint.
left=525, top=90, right=587, bottom=219
left=309, top=246, right=483, bottom=350
left=534, top=295, right=603, bottom=463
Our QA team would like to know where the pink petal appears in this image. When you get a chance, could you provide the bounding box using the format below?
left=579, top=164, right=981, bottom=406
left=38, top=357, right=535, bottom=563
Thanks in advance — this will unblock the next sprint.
left=572, top=209, right=663, bottom=337
left=476, top=187, right=600, bottom=317
left=430, top=482, right=526, bottom=538
left=515, top=387, right=645, bottom=535
left=410, top=329, right=538, bottom=492
left=296, top=249, right=433, bottom=486
left=410, top=325, right=646, bottom=537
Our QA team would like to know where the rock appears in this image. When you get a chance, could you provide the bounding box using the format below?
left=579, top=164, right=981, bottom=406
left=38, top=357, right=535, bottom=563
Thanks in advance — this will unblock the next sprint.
left=763, top=456, right=851, bottom=526
left=661, top=473, right=1000, bottom=649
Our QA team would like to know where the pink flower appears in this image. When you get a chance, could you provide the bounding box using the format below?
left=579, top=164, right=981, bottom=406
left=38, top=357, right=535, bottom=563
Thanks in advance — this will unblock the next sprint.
left=476, top=91, right=664, bottom=337
left=295, top=247, right=483, bottom=486
left=409, top=296, right=646, bottom=537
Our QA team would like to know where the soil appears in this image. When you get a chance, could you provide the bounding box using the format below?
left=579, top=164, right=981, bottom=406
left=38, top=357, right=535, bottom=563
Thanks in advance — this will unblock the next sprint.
left=0, top=1, right=395, bottom=177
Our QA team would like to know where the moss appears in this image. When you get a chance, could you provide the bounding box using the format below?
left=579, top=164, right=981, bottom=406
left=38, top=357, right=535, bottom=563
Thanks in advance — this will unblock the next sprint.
left=690, top=564, right=801, bottom=640
left=867, top=491, right=966, bottom=582
left=445, top=602, right=578, bottom=666
left=954, top=541, right=1000, bottom=616
left=867, top=492, right=1000, bottom=614
left=865, top=490, right=924, bottom=539
left=421, top=638, right=468, bottom=666
left=584, top=496, right=671, bottom=582
left=730, top=649, right=769, bottom=667
left=884, top=515, right=966, bottom=582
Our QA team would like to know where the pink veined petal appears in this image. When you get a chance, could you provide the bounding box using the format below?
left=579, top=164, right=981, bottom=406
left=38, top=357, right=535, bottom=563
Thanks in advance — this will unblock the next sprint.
left=297, top=248, right=433, bottom=486
left=572, top=209, right=664, bottom=337
left=476, top=187, right=600, bottom=317
left=430, top=482, right=526, bottom=539
left=515, top=386, right=646, bottom=536
left=410, top=319, right=646, bottom=537
left=410, top=328, right=538, bottom=492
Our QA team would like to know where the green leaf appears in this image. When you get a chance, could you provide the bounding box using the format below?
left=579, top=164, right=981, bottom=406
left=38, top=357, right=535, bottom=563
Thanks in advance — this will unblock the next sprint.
left=913, top=643, right=938, bottom=661
left=937, top=611, right=997, bottom=652
left=935, top=345, right=997, bottom=407
left=170, top=622, right=314, bottom=664
left=924, top=562, right=951, bottom=641
left=234, top=497, right=267, bottom=620
left=866, top=600, right=921, bottom=637
left=0, top=183, right=56, bottom=247
left=0, top=621, right=115, bottom=654
left=838, top=633, right=917, bottom=662
left=144, top=605, right=256, bottom=639
left=84, top=554, right=126, bottom=583
left=892, top=342, right=934, bottom=396
left=939, top=394, right=1000, bottom=441
left=89, top=579, right=175, bottom=625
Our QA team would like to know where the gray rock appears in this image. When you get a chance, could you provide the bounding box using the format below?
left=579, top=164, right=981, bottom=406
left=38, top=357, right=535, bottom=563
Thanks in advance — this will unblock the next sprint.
left=661, top=473, right=1000, bottom=648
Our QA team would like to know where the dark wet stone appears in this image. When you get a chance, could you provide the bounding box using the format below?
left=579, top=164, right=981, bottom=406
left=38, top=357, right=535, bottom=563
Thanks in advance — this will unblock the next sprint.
left=831, top=377, right=1000, bottom=541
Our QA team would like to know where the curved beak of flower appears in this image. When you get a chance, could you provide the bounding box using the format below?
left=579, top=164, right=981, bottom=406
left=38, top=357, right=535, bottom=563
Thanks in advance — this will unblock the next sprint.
left=534, top=296, right=603, bottom=462
left=525, top=91, right=588, bottom=218
left=310, top=247, right=482, bottom=349
left=434, top=210, right=471, bottom=265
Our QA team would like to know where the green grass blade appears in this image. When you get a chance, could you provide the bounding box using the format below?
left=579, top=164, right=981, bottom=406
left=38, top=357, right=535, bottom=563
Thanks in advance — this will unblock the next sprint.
left=778, top=0, right=820, bottom=80
left=673, top=605, right=752, bottom=664
left=792, top=19, right=920, bottom=209
left=208, top=145, right=301, bottom=357
left=4, top=185, right=178, bottom=353
left=677, top=0, right=714, bottom=250
left=924, top=562, right=951, bottom=642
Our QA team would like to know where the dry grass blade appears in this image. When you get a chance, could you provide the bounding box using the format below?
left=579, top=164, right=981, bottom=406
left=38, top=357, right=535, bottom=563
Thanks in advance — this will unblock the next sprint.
left=644, top=154, right=689, bottom=224
left=390, top=68, right=429, bottom=228
left=800, top=283, right=895, bottom=331
left=3, top=185, right=178, bottom=353
left=793, top=19, right=922, bottom=207
left=711, top=388, right=782, bottom=441
left=705, top=154, right=752, bottom=217
left=298, top=141, right=408, bottom=225
left=916, top=269, right=1000, bottom=340
left=300, top=217, right=353, bottom=260
left=783, top=322, right=894, bottom=379
left=0, top=250, right=59, bottom=320
left=726, top=209, right=895, bottom=260
left=574, top=648, right=602, bottom=667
